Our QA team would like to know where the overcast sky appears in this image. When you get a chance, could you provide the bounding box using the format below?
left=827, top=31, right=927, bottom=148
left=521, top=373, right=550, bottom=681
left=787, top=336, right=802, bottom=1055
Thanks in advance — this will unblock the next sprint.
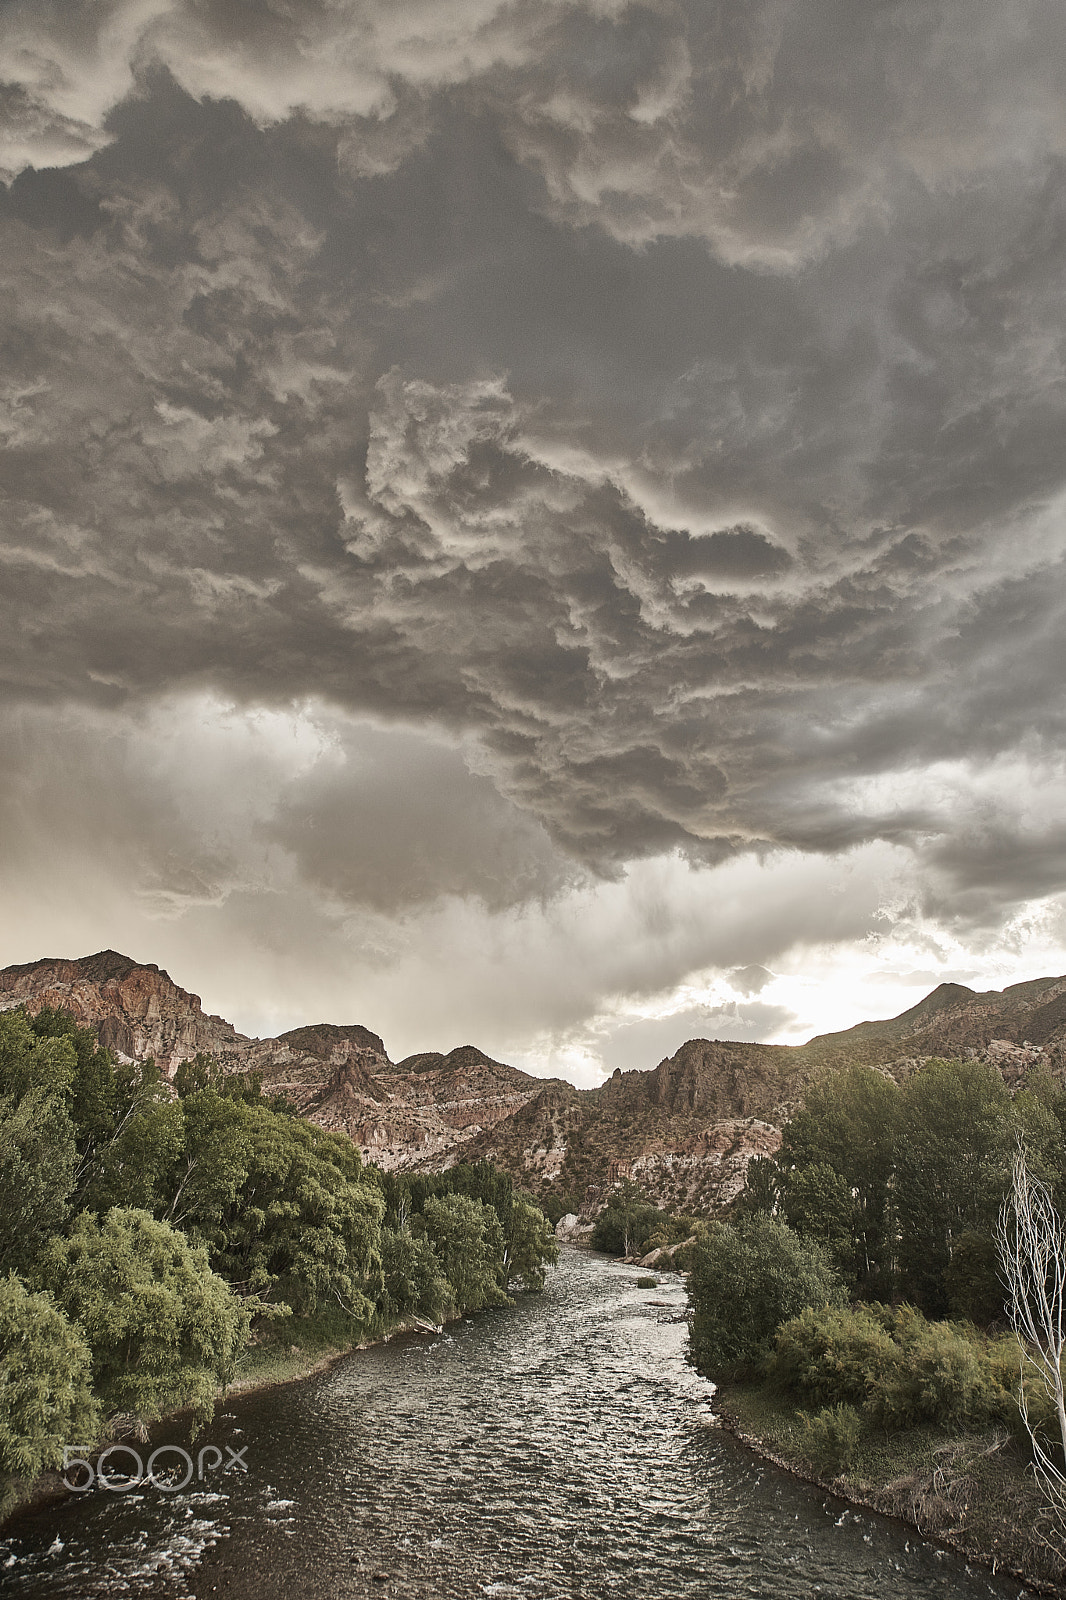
left=2, top=0, right=1066, bottom=1083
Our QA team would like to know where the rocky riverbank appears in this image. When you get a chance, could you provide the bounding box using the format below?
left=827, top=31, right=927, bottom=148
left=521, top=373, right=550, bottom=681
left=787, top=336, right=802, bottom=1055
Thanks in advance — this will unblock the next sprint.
left=712, top=1382, right=1064, bottom=1597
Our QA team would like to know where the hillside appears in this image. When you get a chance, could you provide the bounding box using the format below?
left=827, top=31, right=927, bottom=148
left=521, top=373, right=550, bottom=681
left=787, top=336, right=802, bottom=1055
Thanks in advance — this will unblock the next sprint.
left=3, top=951, right=1065, bottom=1212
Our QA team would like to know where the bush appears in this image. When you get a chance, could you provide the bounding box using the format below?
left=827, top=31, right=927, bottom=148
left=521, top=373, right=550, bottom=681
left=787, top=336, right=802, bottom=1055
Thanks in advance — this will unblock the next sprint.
left=771, top=1300, right=1020, bottom=1434
left=868, top=1309, right=1018, bottom=1431
left=687, top=1216, right=845, bottom=1381
left=771, top=1303, right=901, bottom=1407
left=799, top=1402, right=863, bottom=1476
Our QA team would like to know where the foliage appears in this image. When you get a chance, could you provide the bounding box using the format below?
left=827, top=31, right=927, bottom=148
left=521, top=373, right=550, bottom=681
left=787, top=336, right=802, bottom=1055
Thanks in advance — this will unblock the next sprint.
left=687, top=1216, right=845, bottom=1381
left=771, top=1303, right=900, bottom=1409
left=798, top=1402, right=863, bottom=1476
left=0, top=1274, right=99, bottom=1495
left=420, top=1194, right=511, bottom=1314
left=503, top=1197, right=559, bottom=1292
left=894, top=1059, right=1014, bottom=1316
left=750, top=1056, right=1057, bottom=1319
left=534, top=1190, right=582, bottom=1228
left=379, top=1227, right=453, bottom=1324
left=373, top=1161, right=558, bottom=1303
left=770, top=1301, right=1019, bottom=1434
left=42, top=1208, right=250, bottom=1429
left=0, top=1011, right=77, bottom=1103
left=590, top=1180, right=674, bottom=1257
left=0, top=1002, right=557, bottom=1488
left=187, top=1105, right=385, bottom=1318
left=0, top=1087, right=77, bottom=1277
left=773, top=1065, right=900, bottom=1296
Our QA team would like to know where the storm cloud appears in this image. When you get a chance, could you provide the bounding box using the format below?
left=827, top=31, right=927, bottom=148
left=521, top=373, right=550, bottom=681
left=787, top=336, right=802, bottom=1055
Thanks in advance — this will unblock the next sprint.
left=2, top=1, right=1066, bottom=1071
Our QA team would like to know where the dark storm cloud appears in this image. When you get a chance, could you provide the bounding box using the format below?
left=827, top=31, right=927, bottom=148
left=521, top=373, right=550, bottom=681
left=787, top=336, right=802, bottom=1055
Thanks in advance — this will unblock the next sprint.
left=2, top=0, right=1066, bottom=933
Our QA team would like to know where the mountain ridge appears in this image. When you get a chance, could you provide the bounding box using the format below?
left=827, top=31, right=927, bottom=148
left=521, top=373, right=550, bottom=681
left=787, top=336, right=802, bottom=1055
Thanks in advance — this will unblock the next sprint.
left=4, top=949, right=1065, bottom=1211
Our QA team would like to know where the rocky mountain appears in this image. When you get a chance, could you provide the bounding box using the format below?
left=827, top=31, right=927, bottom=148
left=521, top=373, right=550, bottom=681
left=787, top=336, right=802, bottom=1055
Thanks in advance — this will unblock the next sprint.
left=4, top=951, right=1066, bottom=1214
left=0, top=951, right=245, bottom=1069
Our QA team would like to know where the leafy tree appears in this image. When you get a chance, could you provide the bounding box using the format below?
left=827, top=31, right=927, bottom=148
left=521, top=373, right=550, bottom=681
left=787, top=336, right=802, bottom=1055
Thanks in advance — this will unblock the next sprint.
left=591, top=1180, right=666, bottom=1257
left=83, top=1093, right=185, bottom=1215
left=420, top=1194, right=510, bottom=1314
left=895, top=1059, right=1013, bottom=1315
left=734, top=1154, right=779, bottom=1218
left=0, top=1010, right=79, bottom=1276
left=688, top=1215, right=845, bottom=1381
left=163, top=1086, right=250, bottom=1230
left=502, top=1197, right=559, bottom=1292
left=197, top=1104, right=384, bottom=1318
left=0, top=1011, right=77, bottom=1103
left=533, top=1190, right=582, bottom=1228
left=42, top=1208, right=249, bottom=1429
left=779, top=1161, right=858, bottom=1276
left=0, top=1087, right=77, bottom=1276
left=776, top=1066, right=900, bottom=1295
left=380, top=1228, right=452, bottom=1324
left=0, top=1274, right=99, bottom=1501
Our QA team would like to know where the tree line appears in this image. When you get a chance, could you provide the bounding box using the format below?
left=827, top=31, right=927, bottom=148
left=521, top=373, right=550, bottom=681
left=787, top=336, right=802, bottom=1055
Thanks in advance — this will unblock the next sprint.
left=0, top=1007, right=558, bottom=1506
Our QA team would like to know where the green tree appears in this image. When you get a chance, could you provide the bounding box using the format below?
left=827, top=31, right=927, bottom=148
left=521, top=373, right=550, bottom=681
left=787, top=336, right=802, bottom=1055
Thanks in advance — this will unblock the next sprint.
left=734, top=1154, right=779, bottom=1219
left=42, top=1208, right=250, bottom=1429
left=0, top=1010, right=79, bottom=1276
left=780, top=1162, right=857, bottom=1277
left=503, top=1197, right=559, bottom=1292
left=895, top=1059, right=1014, bottom=1316
left=776, top=1065, right=900, bottom=1296
left=687, top=1215, right=845, bottom=1381
left=0, top=1087, right=77, bottom=1276
left=199, top=1105, right=384, bottom=1318
left=84, top=1092, right=185, bottom=1214
left=421, top=1194, right=510, bottom=1314
left=380, top=1228, right=452, bottom=1324
left=0, top=1011, right=77, bottom=1103
left=591, top=1180, right=666, bottom=1257
left=0, top=1275, right=99, bottom=1504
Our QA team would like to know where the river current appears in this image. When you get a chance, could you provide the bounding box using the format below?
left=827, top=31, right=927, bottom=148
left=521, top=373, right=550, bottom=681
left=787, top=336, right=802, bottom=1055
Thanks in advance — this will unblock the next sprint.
left=1, top=1249, right=1036, bottom=1599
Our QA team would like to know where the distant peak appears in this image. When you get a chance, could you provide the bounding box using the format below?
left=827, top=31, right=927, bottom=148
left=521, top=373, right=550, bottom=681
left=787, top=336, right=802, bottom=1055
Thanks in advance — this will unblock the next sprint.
left=0, top=949, right=162, bottom=986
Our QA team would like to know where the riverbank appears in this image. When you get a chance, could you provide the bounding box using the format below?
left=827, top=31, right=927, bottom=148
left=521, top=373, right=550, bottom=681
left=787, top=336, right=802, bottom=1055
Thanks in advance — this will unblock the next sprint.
left=712, top=1381, right=1065, bottom=1597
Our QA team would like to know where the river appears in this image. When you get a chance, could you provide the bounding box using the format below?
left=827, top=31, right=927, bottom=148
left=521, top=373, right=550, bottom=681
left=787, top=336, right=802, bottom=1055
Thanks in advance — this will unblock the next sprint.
left=1, top=1249, right=1036, bottom=1599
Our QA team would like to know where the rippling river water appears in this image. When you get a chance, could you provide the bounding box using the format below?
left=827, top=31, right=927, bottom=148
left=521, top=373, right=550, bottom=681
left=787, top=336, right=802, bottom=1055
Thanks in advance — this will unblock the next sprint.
left=1, top=1250, right=1037, bottom=1599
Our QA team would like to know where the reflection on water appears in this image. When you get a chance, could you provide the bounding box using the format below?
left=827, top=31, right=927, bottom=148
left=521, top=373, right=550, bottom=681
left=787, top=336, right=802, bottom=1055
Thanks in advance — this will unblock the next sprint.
left=1, top=1250, right=1036, bottom=1598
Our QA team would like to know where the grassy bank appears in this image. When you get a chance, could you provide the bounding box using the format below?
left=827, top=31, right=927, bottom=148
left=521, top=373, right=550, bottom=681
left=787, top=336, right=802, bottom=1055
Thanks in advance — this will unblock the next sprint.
left=714, top=1381, right=1065, bottom=1596
left=227, top=1304, right=390, bottom=1395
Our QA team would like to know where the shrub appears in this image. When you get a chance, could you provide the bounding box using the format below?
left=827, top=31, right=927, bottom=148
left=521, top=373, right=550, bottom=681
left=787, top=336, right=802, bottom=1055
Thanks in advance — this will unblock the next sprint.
left=772, top=1300, right=1020, bottom=1434
left=771, top=1303, right=901, bottom=1407
left=687, top=1216, right=845, bottom=1381
left=869, top=1310, right=1017, bottom=1431
left=799, top=1402, right=863, bottom=1476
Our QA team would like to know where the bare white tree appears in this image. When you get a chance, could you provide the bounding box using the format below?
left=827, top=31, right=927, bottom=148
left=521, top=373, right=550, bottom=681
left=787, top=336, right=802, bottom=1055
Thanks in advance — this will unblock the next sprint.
left=996, top=1147, right=1066, bottom=1551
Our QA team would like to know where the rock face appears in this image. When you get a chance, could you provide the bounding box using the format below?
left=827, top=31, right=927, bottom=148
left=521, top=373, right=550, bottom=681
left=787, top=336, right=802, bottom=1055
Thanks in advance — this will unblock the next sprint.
left=5, top=950, right=1066, bottom=1214
left=0, top=951, right=245, bottom=1073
